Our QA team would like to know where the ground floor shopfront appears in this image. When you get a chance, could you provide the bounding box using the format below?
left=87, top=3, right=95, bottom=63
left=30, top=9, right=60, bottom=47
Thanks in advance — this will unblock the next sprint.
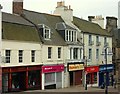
left=84, top=66, right=99, bottom=87
left=2, top=65, right=42, bottom=93
left=41, top=64, right=64, bottom=90
left=67, top=62, right=84, bottom=86
left=99, top=64, right=114, bottom=87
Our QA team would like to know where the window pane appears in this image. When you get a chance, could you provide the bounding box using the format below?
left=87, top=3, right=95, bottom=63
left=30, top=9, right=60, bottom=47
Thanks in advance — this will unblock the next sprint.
left=5, top=50, right=10, bottom=63
left=48, top=47, right=52, bottom=59
left=31, top=50, right=35, bottom=62
left=58, top=47, right=61, bottom=58
left=19, top=50, right=23, bottom=63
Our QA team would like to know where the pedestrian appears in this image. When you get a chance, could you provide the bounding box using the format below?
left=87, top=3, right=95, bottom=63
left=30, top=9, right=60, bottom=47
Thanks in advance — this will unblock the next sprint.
left=113, top=78, right=117, bottom=89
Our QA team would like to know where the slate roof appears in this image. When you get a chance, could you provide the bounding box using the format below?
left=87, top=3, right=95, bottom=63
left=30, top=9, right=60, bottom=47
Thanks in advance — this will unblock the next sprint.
left=2, top=12, right=41, bottom=43
left=73, top=16, right=111, bottom=37
left=23, top=9, right=68, bottom=46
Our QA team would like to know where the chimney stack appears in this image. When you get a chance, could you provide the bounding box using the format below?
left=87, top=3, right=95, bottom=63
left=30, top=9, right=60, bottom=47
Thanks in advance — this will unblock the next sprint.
left=106, top=16, right=117, bottom=32
left=88, top=16, right=95, bottom=21
left=13, top=0, right=23, bottom=15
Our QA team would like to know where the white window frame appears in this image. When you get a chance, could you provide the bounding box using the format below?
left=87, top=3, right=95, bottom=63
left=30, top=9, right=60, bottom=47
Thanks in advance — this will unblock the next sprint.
left=88, top=48, right=92, bottom=60
left=44, top=28, right=51, bottom=39
left=65, top=29, right=77, bottom=42
left=19, top=50, right=23, bottom=63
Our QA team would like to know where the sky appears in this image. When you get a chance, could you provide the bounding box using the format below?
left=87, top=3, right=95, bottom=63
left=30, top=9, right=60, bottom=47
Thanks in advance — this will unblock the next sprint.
left=0, top=0, right=119, bottom=20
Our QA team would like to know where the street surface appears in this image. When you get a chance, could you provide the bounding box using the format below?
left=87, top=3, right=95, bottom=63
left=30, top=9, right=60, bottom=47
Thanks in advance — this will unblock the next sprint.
left=3, top=85, right=119, bottom=94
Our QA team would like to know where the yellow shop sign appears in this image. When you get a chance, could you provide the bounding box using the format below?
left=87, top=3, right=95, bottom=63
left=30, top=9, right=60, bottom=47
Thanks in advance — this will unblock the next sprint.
left=68, top=64, right=84, bottom=71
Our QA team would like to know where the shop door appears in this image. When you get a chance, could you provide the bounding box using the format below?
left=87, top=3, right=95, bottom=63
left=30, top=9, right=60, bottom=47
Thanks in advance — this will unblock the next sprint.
left=56, top=72, right=62, bottom=88
left=75, top=70, right=82, bottom=85
left=69, top=72, right=73, bottom=86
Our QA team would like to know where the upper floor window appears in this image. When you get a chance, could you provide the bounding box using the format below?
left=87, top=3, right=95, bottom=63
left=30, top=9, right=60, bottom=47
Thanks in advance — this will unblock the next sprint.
left=65, top=29, right=77, bottom=42
left=96, top=49, right=99, bottom=60
left=88, top=35, right=93, bottom=45
left=73, top=48, right=78, bottom=59
left=31, top=50, right=35, bottom=62
left=96, top=36, right=99, bottom=43
left=58, top=47, right=61, bottom=58
left=104, top=37, right=107, bottom=45
left=38, top=24, right=51, bottom=40
left=48, top=47, right=52, bottom=59
left=5, top=50, right=11, bottom=63
left=88, top=48, right=92, bottom=60
left=44, top=28, right=51, bottom=39
left=19, top=50, right=23, bottom=63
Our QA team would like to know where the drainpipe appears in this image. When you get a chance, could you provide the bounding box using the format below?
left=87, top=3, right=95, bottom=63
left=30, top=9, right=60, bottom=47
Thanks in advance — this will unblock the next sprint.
left=0, top=4, right=3, bottom=93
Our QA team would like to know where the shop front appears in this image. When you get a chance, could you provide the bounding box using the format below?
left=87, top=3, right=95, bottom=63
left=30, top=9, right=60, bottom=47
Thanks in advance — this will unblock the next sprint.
left=67, top=62, right=84, bottom=86
left=99, top=64, right=114, bottom=87
left=41, top=64, right=64, bottom=90
left=84, top=66, right=99, bottom=87
left=2, top=65, right=42, bottom=93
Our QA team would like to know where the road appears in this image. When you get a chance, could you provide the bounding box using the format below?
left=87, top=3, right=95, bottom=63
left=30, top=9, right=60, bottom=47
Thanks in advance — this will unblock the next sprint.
left=3, top=85, right=119, bottom=94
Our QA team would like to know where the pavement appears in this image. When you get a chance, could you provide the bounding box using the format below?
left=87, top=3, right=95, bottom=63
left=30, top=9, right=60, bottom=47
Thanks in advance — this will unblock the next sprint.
left=4, top=85, right=119, bottom=94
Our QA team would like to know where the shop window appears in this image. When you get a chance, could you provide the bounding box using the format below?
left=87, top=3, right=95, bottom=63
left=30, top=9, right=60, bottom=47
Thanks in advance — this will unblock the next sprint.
left=28, top=71, right=40, bottom=87
left=5, top=50, right=11, bottom=63
left=45, top=73, right=55, bottom=84
left=93, top=72, right=97, bottom=84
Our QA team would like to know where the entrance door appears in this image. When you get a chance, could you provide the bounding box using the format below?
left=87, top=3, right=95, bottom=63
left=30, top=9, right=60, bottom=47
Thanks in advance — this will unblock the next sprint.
left=69, top=72, right=73, bottom=86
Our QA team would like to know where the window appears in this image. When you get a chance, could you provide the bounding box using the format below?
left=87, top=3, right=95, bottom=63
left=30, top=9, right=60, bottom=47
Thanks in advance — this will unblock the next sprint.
left=88, top=35, right=92, bottom=45
left=48, top=47, right=52, bottom=59
left=96, top=36, right=99, bottom=43
left=31, top=50, right=35, bottom=62
left=5, top=50, right=11, bottom=63
left=73, top=48, right=78, bottom=59
left=19, top=50, right=23, bottom=63
left=88, top=49, right=92, bottom=60
left=96, top=49, right=99, bottom=60
left=58, top=47, right=61, bottom=58
left=44, top=28, right=50, bottom=39
left=65, top=29, right=77, bottom=42
left=104, top=37, right=107, bottom=45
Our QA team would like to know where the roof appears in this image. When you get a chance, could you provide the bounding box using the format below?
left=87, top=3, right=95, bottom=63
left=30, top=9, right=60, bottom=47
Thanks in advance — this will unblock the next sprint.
left=2, top=22, right=41, bottom=42
left=23, top=9, right=67, bottom=46
left=2, top=12, right=33, bottom=26
left=73, top=16, right=111, bottom=37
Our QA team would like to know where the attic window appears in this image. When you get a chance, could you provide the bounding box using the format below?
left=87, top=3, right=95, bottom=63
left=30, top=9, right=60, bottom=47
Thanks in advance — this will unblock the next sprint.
left=65, top=29, right=77, bottom=42
left=44, top=28, right=51, bottom=39
left=38, top=24, right=51, bottom=40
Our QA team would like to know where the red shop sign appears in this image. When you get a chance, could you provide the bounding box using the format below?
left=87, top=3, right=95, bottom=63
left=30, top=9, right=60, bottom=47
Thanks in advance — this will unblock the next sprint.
left=42, top=64, right=64, bottom=73
left=85, top=66, right=99, bottom=73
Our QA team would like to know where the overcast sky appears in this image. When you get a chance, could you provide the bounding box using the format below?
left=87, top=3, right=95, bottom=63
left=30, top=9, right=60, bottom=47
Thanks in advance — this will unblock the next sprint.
left=0, top=0, right=119, bottom=20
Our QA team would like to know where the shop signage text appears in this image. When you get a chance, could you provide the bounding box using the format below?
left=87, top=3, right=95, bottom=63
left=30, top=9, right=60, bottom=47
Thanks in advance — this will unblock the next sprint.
left=85, top=66, right=99, bottom=73
left=68, top=64, right=84, bottom=71
left=42, top=65, right=64, bottom=73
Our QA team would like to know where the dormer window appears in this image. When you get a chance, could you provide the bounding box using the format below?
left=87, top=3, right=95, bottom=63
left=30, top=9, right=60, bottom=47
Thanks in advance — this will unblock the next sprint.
left=44, top=28, right=51, bottom=39
left=65, top=29, right=77, bottom=42
left=38, top=24, right=51, bottom=40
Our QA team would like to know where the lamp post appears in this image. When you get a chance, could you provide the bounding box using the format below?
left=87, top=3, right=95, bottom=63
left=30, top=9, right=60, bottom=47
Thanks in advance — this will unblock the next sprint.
left=84, top=56, right=87, bottom=90
left=102, top=46, right=113, bottom=94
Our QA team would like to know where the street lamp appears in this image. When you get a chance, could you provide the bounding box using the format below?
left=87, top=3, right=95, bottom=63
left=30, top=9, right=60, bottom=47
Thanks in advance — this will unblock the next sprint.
left=101, top=45, right=113, bottom=94
left=84, top=56, right=88, bottom=90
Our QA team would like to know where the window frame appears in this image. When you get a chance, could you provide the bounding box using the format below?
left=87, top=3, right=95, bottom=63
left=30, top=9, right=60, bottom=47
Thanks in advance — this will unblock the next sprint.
left=48, top=47, right=52, bottom=59
left=31, top=50, right=35, bottom=62
left=19, top=50, right=23, bottom=63
left=5, top=50, right=11, bottom=63
left=58, top=47, right=61, bottom=59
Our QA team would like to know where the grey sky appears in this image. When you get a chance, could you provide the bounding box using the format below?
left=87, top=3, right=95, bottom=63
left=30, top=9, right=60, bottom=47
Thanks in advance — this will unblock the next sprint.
left=0, top=0, right=119, bottom=20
